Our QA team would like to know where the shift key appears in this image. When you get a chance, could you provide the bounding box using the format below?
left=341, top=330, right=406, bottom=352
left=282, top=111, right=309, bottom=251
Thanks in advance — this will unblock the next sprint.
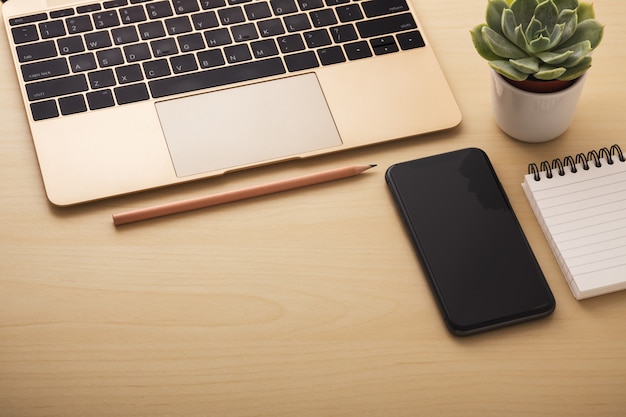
left=26, top=74, right=88, bottom=101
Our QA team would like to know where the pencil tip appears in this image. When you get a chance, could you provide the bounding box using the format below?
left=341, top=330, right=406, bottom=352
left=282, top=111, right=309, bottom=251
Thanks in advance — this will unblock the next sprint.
left=369, top=164, right=377, bottom=168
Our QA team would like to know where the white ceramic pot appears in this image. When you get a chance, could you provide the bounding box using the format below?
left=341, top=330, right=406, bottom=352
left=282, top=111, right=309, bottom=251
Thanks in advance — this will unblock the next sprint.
left=490, top=69, right=587, bottom=143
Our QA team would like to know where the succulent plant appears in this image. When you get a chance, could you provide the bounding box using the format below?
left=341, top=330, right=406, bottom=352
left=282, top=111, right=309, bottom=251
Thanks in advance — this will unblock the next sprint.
left=471, top=0, right=604, bottom=81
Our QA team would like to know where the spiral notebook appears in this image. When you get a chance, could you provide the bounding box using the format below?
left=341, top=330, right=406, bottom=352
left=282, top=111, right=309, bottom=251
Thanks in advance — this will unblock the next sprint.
left=522, top=144, right=626, bottom=300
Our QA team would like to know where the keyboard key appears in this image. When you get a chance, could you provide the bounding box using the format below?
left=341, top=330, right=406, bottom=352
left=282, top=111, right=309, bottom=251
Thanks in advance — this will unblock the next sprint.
left=165, top=16, right=193, bottom=34
left=26, top=74, right=89, bottom=101
left=50, top=9, right=75, bottom=19
left=336, top=5, right=364, bottom=23
left=115, top=83, right=150, bottom=104
left=77, top=4, right=102, bottom=13
left=59, top=94, right=88, bottom=115
left=143, top=59, right=172, bottom=78
left=58, top=36, right=85, bottom=54
left=356, top=13, right=417, bottom=38
left=344, top=41, right=372, bottom=60
left=16, top=41, right=57, bottom=63
left=397, top=30, right=425, bottom=50
left=120, top=6, right=147, bottom=24
left=88, top=69, right=117, bottom=88
left=116, top=64, right=145, bottom=83
left=11, top=25, right=39, bottom=44
left=21, top=58, right=69, bottom=82
left=317, top=45, right=345, bottom=65
left=330, top=24, right=358, bottom=43
left=97, top=48, right=125, bottom=66
left=244, top=2, right=272, bottom=20
left=69, top=53, right=98, bottom=72
left=178, top=33, right=206, bottom=52
left=151, top=38, right=179, bottom=57
left=66, top=16, right=94, bottom=34
left=149, top=57, right=285, bottom=98
left=112, top=26, right=140, bottom=44
left=270, top=0, right=297, bottom=15
left=361, top=0, right=409, bottom=18
left=250, top=39, right=279, bottom=58
left=10, top=14, right=48, bottom=26
left=104, top=0, right=129, bottom=8
left=85, top=31, right=113, bottom=49
left=310, top=9, right=337, bottom=27
left=93, top=11, right=121, bottom=29
left=174, top=0, right=200, bottom=14
left=304, top=29, right=332, bottom=48
left=297, top=0, right=323, bottom=11
left=285, top=14, right=311, bottom=32
left=257, top=18, right=285, bottom=37
left=197, top=49, right=225, bottom=68
left=201, top=0, right=227, bottom=9
left=277, top=34, right=305, bottom=53
left=284, top=51, right=318, bottom=72
left=124, top=43, right=152, bottom=61
left=224, top=44, right=252, bottom=63
left=87, top=89, right=116, bottom=109
left=139, top=21, right=167, bottom=39
left=231, top=23, right=259, bottom=42
left=170, top=54, right=199, bottom=72
left=31, top=100, right=59, bottom=120
left=191, top=11, right=219, bottom=30
left=218, top=6, right=245, bottom=25
left=39, top=20, right=67, bottom=39
left=147, top=1, right=174, bottom=19
left=204, top=28, right=232, bottom=47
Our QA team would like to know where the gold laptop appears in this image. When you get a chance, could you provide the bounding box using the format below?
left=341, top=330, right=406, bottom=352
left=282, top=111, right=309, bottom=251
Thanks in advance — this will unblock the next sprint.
left=3, top=0, right=460, bottom=205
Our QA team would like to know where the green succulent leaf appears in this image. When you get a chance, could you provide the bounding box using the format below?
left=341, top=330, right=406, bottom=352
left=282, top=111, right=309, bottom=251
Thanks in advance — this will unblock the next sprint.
left=558, top=56, right=592, bottom=80
left=558, top=18, right=604, bottom=50
left=558, top=40, right=592, bottom=66
left=489, top=60, right=530, bottom=81
left=525, top=17, right=543, bottom=43
left=528, top=34, right=551, bottom=53
left=511, top=0, right=539, bottom=31
left=557, top=9, right=578, bottom=44
left=487, top=0, right=510, bottom=36
left=547, top=22, right=566, bottom=49
left=471, top=24, right=504, bottom=60
left=553, top=0, right=578, bottom=13
left=534, top=0, right=559, bottom=33
left=482, top=26, right=529, bottom=59
left=534, top=64, right=567, bottom=80
left=502, top=9, right=529, bottom=50
left=510, top=56, right=540, bottom=73
left=577, top=2, right=596, bottom=22
left=536, top=50, right=572, bottom=65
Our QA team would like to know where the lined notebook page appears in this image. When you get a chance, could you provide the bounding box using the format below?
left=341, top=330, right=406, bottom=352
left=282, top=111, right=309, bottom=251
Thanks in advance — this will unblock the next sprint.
left=522, top=157, right=626, bottom=299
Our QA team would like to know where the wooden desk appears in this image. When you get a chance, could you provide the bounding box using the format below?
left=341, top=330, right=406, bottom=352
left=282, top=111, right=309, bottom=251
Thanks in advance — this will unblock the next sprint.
left=1, top=1, right=625, bottom=416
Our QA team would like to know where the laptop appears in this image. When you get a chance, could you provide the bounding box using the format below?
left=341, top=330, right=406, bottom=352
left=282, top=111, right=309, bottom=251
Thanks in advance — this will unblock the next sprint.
left=3, top=0, right=461, bottom=205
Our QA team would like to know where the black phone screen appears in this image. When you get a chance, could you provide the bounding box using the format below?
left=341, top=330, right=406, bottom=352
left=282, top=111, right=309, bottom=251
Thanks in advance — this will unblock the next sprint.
left=385, top=148, right=555, bottom=336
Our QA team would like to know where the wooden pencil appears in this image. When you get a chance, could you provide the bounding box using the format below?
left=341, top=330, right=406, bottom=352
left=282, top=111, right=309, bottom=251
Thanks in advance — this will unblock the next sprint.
left=113, top=164, right=376, bottom=226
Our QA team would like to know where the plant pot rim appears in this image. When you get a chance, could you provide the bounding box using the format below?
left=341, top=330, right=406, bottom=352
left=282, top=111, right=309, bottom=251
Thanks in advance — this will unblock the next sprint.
left=490, top=69, right=587, bottom=96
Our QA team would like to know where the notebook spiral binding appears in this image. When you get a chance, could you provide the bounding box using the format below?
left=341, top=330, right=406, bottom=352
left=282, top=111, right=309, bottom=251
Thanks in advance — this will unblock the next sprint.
left=528, top=144, right=625, bottom=182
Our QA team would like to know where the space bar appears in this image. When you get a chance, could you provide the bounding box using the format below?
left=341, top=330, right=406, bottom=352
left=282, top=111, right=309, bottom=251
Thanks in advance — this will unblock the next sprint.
left=149, top=58, right=286, bottom=99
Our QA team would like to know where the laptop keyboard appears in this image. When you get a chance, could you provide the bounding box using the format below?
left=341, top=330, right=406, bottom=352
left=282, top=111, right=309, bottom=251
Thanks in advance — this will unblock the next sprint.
left=9, top=0, right=425, bottom=121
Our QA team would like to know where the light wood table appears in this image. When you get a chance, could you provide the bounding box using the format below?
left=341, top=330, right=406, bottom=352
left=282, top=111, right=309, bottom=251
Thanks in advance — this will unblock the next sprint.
left=1, top=1, right=625, bottom=416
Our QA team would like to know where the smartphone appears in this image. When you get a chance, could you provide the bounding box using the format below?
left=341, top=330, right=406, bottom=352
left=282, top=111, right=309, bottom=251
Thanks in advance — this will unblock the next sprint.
left=385, top=148, right=555, bottom=336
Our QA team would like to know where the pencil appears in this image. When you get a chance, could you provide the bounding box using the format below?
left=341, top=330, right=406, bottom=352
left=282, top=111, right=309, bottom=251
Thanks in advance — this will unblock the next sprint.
left=113, top=164, right=376, bottom=226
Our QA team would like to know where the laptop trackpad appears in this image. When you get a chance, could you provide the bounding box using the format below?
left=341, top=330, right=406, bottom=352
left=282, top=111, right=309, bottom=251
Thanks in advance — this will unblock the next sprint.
left=155, top=73, right=343, bottom=178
